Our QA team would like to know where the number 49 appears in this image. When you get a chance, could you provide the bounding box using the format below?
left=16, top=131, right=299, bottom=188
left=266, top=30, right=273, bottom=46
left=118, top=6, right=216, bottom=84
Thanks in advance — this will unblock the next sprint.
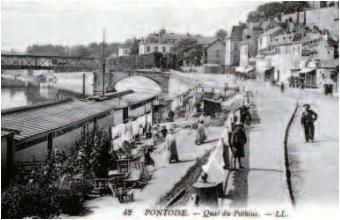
left=123, top=208, right=133, bottom=216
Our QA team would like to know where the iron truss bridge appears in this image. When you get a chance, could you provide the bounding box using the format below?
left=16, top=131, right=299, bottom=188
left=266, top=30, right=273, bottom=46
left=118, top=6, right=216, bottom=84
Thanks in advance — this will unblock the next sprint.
left=1, top=54, right=100, bottom=71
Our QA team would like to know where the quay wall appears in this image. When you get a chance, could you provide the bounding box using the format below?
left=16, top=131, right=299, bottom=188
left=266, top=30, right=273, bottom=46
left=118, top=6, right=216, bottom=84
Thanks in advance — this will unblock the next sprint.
left=54, top=72, right=94, bottom=96
left=1, top=75, right=40, bottom=87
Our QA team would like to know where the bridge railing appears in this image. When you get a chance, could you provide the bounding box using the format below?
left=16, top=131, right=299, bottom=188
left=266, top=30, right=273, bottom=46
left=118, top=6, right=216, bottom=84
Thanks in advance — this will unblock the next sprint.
left=1, top=54, right=99, bottom=71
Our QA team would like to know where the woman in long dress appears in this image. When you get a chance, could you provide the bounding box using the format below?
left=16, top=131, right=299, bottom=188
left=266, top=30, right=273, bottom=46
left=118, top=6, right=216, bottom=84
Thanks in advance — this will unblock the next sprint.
left=143, top=145, right=155, bottom=166
left=165, top=128, right=179, bottom=163
left=195, top=115, right=207, bottom=145
left=221, top=126, right=230, bottom=170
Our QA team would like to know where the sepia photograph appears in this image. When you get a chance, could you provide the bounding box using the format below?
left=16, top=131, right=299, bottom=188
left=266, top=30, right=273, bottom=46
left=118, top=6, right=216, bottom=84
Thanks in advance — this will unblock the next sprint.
left=1, top=0, right=339, bottom=219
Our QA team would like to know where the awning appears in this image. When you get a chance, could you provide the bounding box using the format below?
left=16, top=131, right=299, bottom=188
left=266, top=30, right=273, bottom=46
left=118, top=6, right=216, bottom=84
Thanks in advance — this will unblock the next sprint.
left=299, top=68, right=316, bottom=74
left=323, top=78, right=336, bottom=85
left=235, top=66, right=255, bottom=73
left=204, top=63, right=220, bottom=67
left=264, top=66, right=274, bottom=71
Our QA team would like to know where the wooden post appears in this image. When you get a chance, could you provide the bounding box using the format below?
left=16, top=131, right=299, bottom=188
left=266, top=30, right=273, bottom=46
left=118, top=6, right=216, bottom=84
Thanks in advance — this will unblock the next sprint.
left=47, top=133, right=53, bottom=154
left=151, top=101, right=154, bottom=125
left=82, top=73, right=86, bottom=98
left=93, top=118, right=97, bottom=133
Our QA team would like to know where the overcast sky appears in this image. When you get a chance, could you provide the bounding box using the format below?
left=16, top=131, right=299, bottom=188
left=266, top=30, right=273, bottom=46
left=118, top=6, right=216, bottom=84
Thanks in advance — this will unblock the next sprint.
left=1, top=0, right=262, bottom=52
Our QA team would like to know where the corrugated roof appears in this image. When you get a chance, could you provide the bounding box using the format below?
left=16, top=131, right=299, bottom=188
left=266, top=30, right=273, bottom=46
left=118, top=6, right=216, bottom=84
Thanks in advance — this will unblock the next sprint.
left=1, top=99, right=117, bottom=141
left=121, top=92, right=157, bottom=103
left=1, top=128, right=17, bottom=137
left=1, top=90, right=158, bottom=142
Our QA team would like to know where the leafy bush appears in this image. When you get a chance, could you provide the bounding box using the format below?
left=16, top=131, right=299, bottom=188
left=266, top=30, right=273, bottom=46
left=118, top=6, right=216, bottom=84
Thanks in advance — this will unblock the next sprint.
left=57, top=189, right=85, bottom=215
left=1, top=129, right=114, bottom=218
left=69, top=128, right=112, bottom=177
left=1, top=183, right=89, bottom=218
left=69, top=177, right=94, bottom=199
left=1, top=185, right=60, bottom=219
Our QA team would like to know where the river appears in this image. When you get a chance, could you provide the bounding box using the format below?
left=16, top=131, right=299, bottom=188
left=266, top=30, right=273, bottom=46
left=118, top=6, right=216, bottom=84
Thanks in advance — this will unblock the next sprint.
left=1, top=86, right=81, bottom=110
left=1, top=73, right=196, bottom=110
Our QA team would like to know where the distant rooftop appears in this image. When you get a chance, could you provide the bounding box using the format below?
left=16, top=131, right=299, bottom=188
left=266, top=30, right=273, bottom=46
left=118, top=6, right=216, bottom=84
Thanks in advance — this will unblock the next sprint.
left=141, top=31, right=214, bottom=45
left=262, top=26, right=285, bottom=37
left=205, top=38, right=224, bottom=48
left=228, top=26, right=244, bottom=39
left=320, top=58, right=339, bottom=68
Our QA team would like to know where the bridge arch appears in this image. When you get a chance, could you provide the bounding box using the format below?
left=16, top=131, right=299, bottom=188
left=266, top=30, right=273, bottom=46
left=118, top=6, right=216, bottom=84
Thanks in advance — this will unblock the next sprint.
left=110, top=71, right=169, bottom=96
left=114, top=76, right=162, bottom=94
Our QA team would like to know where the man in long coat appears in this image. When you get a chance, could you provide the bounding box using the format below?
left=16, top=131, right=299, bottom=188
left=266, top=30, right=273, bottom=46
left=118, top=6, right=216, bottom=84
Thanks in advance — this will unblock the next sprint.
left=301, top=104, right=318, bottom=142
left=239, top=104, right=251, bottom=126
left=231, top=124, right=247, bottom=169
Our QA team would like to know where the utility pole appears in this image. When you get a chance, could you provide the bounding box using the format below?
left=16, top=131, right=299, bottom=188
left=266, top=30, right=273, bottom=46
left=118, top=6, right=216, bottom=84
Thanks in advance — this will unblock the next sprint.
left=102, top=29, right=106, bottom=97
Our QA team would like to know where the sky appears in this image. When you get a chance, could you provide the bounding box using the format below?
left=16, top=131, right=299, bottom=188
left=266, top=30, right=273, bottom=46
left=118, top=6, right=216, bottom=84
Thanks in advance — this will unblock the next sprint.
left=1, top=0, right=262, bottom=52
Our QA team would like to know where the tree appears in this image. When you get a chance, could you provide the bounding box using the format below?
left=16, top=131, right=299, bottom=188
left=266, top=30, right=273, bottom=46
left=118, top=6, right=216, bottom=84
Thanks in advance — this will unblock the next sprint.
left=256, top=2, right=284, bottom=18
left=69, top=45, right=91, bottom=57
left=26, top=44, right=68, bottom=56
left=215, top=29, right=227, bottom=40
left=247, top=11, right=262, bottom=22
left=281, top=1, right=309, bottom=14
left=159, top=28, right=166, bottom=35
left=70, top=128, right=112, bottom=176
left=256, top=1, right=309, bottom=18
left=175, top=37, right=204, bottom=66
left=25, top=41, right=122, bottom=59
left=123, top=38, right=140, bottom=55
left=238, top=22, right=247, bottom=29
left=130, top=38, right=140, bottom=55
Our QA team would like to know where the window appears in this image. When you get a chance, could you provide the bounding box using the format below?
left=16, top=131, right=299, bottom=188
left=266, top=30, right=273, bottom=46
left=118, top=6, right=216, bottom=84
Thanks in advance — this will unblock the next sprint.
left=154, top=46, right=158, bottom=52
left=147, top=46, right=150, bottom=52
left=162, top=47, right=166, bottom=53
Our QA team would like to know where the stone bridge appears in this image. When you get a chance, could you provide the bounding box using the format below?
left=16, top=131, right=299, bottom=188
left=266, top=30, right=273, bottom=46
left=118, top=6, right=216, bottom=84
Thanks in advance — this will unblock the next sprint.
left=109, top=70, right=170, bottom=95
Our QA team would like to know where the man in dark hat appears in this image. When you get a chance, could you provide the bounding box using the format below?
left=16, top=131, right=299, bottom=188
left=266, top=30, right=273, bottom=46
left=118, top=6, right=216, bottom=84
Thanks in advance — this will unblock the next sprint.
left=301, top=104, right=318, bottom=143
left=161, top=125, right=168, bottom=139
left=231, top=124, right=247, bottom=169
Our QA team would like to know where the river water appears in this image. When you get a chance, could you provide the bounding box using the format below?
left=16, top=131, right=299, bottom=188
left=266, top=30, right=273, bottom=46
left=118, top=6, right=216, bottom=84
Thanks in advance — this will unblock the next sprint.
left=1, top=79, right=165, bottom=111
left=1, top=86, right=81, bottom=110
left=1, top=74, right=196, bottom=110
